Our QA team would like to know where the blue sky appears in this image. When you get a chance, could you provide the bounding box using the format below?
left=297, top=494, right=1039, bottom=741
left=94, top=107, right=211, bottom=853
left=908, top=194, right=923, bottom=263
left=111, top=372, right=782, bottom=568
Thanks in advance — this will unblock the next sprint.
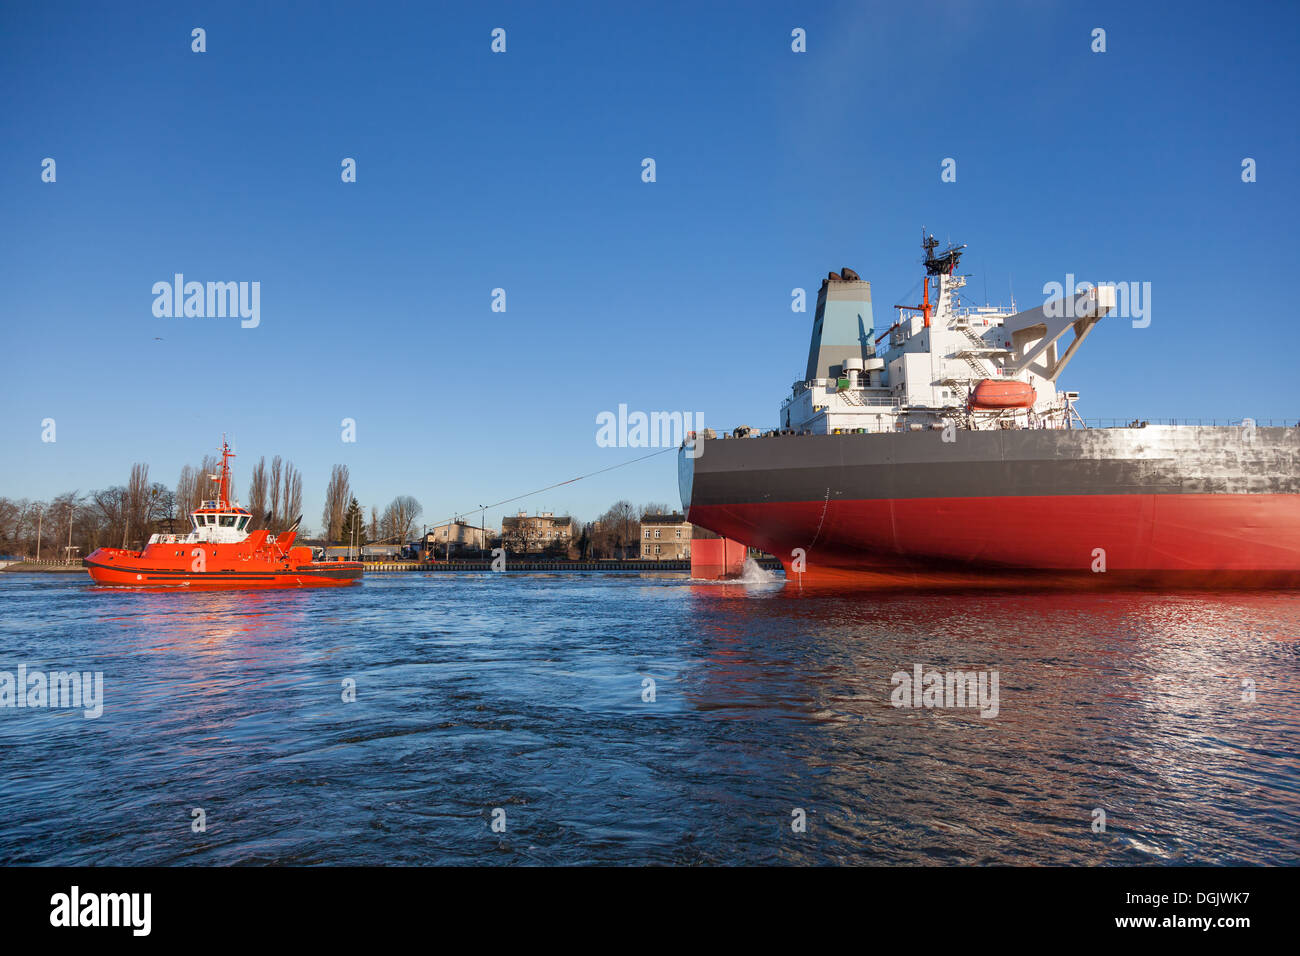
left=2, top=0, right=1297, bottom=532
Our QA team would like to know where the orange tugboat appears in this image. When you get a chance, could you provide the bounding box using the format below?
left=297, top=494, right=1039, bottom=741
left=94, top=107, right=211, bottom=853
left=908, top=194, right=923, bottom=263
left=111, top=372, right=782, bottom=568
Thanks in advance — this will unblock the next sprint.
left=85, top=440, right=363, bottom=589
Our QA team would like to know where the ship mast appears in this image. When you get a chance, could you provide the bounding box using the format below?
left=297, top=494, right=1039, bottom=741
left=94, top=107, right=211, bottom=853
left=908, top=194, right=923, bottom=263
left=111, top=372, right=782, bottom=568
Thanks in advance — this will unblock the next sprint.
left=216, top=437, right=235, bottom=509
left=922, top=231, right=966, bottom=277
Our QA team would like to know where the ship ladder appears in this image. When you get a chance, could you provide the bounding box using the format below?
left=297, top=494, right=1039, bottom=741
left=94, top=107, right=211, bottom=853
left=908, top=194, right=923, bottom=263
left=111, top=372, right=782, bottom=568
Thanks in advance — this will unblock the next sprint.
left=957, top=326, right=990, bottom=380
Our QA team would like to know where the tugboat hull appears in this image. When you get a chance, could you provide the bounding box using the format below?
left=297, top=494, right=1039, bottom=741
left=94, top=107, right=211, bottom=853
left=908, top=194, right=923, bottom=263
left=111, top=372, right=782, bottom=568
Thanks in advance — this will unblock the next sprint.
left=84, top=556, right=363, bottom=589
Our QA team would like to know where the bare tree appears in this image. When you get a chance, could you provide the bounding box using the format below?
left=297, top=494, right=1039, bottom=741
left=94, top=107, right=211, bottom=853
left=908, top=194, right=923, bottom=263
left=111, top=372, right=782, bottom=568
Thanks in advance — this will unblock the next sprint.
left=198, top=455, right=220, bottom=508
left=124, top=463, right=150, bottom=548
left=284, top=465, right=302, bottom=529
left=147, top=482, right=175, bottom=533
left=247, top=457, right=268, bottom=528
left=176, top=465, right=197, bottom=518
left=380, top=496, right=422, bottom=544
left=501, top=518, right=528, bottom=555
left=0, top=497, right=20, bottom=554
left=267, top=456, right=283, bottom=531
left=92, top=486, right=127, bottom=551
left=177, top=455, right=221, bottom=514
left=0, top=498, right=43, bottom=557
left=570, top=518, right=590, bottom=559
left=595, top=500, right=639, bottom=559
left=321, top=465, right=351, bottom=544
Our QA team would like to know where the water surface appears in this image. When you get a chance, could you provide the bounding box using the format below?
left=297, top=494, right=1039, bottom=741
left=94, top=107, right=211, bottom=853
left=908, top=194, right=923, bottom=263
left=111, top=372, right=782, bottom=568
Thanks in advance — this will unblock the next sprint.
left=1, top=572, right=1297, bottom=865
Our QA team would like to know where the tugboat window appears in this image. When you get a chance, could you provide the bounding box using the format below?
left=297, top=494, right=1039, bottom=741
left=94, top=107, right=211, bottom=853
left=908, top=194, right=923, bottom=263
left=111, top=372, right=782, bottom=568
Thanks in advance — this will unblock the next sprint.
left=219, top=515, right=236, bottom=528
left=237, top=516, right=249, bottom=531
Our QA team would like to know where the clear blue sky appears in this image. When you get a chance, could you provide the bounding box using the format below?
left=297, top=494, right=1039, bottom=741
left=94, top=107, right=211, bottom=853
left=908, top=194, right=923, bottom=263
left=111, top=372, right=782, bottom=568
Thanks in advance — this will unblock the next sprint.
left=3, top=0, right=1297, bottom=532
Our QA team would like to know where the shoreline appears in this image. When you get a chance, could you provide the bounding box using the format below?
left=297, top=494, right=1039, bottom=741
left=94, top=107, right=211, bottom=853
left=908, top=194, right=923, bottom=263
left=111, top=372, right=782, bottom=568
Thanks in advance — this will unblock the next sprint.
left=0, top=563, right=86, bottom=573
left=1, top=558, right=785, bottom=576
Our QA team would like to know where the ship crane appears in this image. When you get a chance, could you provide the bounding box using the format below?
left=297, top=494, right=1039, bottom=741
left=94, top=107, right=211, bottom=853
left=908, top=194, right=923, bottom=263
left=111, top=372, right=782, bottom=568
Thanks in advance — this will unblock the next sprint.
left=1000, top=285, right=1117, bottom=382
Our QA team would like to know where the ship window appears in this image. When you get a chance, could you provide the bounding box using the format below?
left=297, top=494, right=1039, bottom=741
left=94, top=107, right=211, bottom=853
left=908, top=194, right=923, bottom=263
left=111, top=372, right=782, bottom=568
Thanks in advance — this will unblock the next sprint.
left=237, top=516, right=249, bottom=531
left=219, top=515, right=236, bottom=528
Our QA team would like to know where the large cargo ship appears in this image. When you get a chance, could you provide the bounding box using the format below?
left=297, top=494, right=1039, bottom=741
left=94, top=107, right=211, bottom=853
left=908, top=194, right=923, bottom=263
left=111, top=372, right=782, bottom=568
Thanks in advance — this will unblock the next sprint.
left=86, top=440, right=363, bottom=588
left=679, top=234, right=1300, bottom=587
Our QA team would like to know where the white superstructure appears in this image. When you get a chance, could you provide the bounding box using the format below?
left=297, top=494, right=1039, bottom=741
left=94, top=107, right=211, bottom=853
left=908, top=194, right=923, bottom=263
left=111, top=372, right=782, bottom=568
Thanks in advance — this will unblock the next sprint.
left=148, top=502, right=254, bottom=546
left=779, top=235, right=1116, bottom=435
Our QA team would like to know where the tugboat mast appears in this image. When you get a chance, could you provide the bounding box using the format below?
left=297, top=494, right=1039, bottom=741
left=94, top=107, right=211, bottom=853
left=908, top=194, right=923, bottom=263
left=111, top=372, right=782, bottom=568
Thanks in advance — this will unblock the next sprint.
left=212, top=437, right=236, bottom=509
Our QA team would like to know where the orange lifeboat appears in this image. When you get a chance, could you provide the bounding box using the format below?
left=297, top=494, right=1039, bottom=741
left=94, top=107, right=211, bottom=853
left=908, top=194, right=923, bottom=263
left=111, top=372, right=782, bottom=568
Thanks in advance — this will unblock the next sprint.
left=970, top=379, right=1036, bottom=410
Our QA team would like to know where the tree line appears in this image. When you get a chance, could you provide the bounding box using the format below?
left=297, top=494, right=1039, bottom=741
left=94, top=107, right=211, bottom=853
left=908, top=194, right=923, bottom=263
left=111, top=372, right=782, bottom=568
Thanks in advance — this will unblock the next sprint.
left=0, top=456, right=425, bottom=559
left=319, top=464, right=422, bottom=548
left=0, top=459, right=672, bottom=561
left=2, top=462, right=189, bottom=559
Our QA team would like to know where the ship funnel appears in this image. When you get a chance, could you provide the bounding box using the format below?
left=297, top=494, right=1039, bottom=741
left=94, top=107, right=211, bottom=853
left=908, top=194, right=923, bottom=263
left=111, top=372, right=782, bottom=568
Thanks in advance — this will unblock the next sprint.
left=805, top=269, right=874, bottom=381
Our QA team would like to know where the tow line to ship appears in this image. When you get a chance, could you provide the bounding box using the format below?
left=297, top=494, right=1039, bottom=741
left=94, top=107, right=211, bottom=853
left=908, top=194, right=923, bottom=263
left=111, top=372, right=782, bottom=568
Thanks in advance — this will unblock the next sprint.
left=418, top=446, right=679, bottom=535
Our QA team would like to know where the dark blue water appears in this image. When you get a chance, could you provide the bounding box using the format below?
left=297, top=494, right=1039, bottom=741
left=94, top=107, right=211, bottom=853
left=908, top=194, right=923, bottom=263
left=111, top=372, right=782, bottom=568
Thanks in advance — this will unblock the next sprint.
left=1, top=571, right=1297, bottom=865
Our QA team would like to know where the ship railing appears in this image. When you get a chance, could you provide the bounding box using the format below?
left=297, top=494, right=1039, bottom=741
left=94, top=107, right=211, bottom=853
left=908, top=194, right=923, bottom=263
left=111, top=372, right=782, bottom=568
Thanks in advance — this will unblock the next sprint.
left=952, top=307, right=1015, bottom=323
left=846, top=395, right=903, bottom=407
left=783, top=382, right=903, bottom=407
left=147, top=533, right=199, bottom=545
left=1082, top=418, right=1297, bottom=428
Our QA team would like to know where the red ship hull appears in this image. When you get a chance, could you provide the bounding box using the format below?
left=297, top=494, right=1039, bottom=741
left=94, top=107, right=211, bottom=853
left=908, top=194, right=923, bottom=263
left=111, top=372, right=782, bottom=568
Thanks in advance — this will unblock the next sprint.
left=681, top=427, right=1300, bottom=589
left=687, top=493, right=1300, bottom=588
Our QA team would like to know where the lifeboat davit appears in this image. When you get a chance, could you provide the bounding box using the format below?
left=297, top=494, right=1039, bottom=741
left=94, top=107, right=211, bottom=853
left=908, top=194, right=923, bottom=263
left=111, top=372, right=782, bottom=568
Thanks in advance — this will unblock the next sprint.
left=85, top=438, right=363, bottom=589
left=970, top=378, right=1036, bottom=410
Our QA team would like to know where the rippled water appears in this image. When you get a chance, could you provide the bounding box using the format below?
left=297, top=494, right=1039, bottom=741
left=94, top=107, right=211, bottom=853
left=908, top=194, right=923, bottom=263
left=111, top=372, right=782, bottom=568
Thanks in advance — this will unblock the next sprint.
left=1, top=572, right=1297, bottom=865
